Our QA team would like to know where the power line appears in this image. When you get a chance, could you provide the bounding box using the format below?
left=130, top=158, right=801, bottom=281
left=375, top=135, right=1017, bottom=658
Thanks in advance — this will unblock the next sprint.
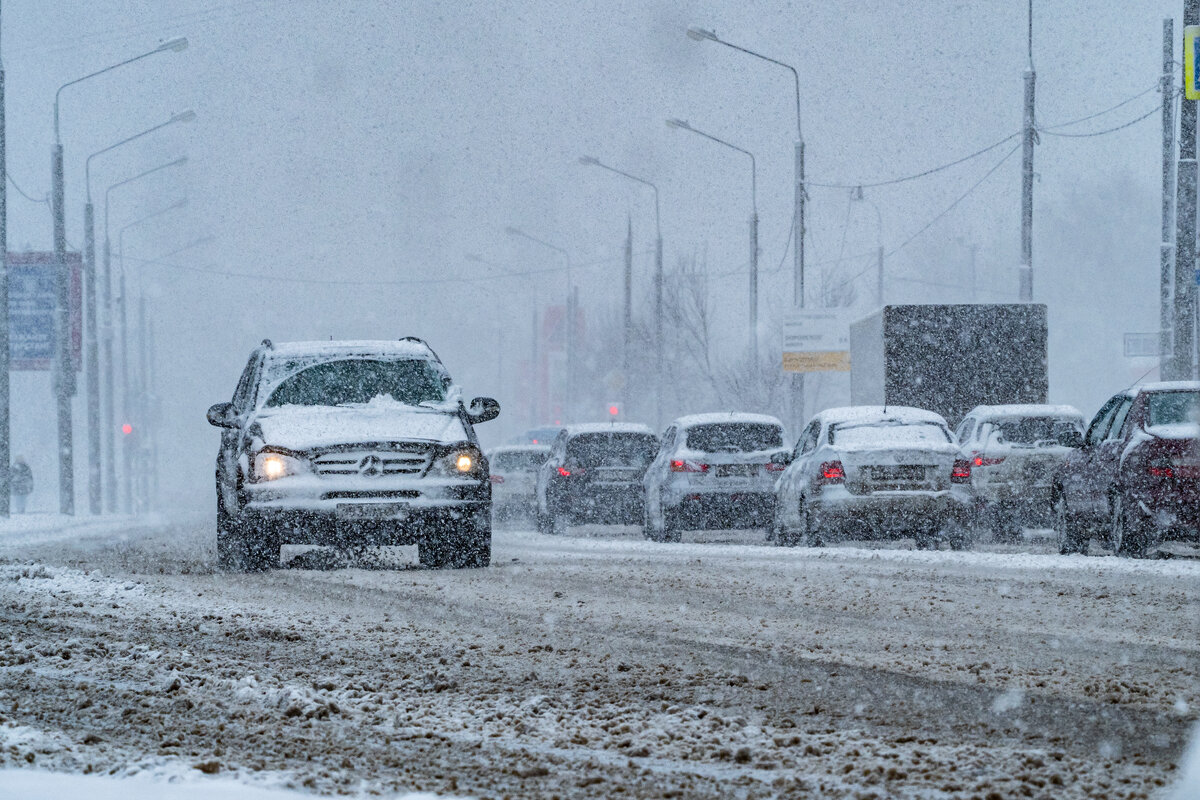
left=1038, top=101, right=1165, bottom=139
left=8, top=174, right=47, bottom=204
left=806, top=132, right=1020, bottom=190
left=1039, top=81, right=1161, bottom=130
left=122, top=248, right=653, bottom=287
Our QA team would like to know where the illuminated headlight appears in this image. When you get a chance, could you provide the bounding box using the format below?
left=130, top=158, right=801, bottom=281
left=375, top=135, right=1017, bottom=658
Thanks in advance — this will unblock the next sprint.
left=252, top=451, right=308, bottom=481
left=431, top=446, right=484, bottom=479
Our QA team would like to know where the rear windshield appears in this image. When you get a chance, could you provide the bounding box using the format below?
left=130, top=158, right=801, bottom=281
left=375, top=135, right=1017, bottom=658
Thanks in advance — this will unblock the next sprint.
left=566, top=433, right=658, bottom=467
left=986, top=417, right=1081, bottom=445
left=830, top=422, right=952, bottom=447
left=685, top=423, right=782, bottom=453
left=492, top=451, right=548, bottom=471
left=265, top=358, right=447, bottom=407
left=1147, top=391, right=1200, bottom=427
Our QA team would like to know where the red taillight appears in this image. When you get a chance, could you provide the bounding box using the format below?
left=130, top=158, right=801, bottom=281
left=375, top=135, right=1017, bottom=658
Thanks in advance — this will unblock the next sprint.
left=671, top=459, right=709, bottom=473
left=1148, top=458, right=1175, bottom=479
left=973, top=454, right=1004, bottom=467
left=765, top=462, right=786, bottom=473
left=952, top=459, right=973, bottom=483
left=557, top=466, right=572, bottom=477
left=489, top=474, right=504, bottom=484
left=817, top=461, right=845, bottom=484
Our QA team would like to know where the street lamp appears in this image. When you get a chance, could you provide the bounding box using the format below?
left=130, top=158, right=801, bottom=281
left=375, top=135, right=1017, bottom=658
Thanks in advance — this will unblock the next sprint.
left=102, top=157, right=186, bottom=511
left=687, top=24, right=807, bottom=426
left=116, top=198, right=188, bottom=513
left=50, top=35, right=189, bottom=515
left=666, top=118, right=759, bottom=367
left=506, top=226, right=574, bottom=422
left=577, top=155, right=663, bottom=428
left=81, top=111, right=194, bottom=514
left=852, top=186, right=884, bottom=308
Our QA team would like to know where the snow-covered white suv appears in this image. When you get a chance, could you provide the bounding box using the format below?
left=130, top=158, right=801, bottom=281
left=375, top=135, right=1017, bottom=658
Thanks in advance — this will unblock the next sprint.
left=207, top=339, right=500, bottom=571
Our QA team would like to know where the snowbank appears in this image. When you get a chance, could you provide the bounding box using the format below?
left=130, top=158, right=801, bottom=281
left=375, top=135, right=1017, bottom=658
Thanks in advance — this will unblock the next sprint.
left=0, top=513, right=165, bottom=550
left=0, top=769, right=461, bottom=799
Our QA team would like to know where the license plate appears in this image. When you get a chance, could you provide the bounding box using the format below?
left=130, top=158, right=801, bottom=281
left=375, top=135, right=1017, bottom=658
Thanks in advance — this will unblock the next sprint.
left=870, top=465, right=924, bottom=481
left=336, top=503, right=409, bottom=521
left=717, top=465, right=757, bottom=478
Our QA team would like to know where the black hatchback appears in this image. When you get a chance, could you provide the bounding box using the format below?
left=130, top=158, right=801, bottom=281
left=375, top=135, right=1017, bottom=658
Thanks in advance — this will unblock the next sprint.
left=535, top=424, right=659, bottom=535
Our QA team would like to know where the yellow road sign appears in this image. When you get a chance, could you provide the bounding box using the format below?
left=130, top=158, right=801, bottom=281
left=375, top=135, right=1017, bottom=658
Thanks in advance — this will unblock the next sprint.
left=782, top=351, right=851, bottom=373
left=1187, top=26, right=1200, bottom=100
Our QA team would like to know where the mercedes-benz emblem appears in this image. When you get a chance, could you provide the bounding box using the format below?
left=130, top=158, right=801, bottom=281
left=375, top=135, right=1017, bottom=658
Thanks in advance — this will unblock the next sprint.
left=358, top=454, right=383, bottom=477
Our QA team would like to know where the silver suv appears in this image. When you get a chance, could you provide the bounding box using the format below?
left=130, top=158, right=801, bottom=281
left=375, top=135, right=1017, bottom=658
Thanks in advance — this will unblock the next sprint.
left=207, top=338, right=499, bottom=570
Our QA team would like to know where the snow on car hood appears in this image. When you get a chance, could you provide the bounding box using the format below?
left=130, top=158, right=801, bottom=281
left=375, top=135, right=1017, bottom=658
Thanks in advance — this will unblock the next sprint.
left=252, top=397, right=467, bottom=450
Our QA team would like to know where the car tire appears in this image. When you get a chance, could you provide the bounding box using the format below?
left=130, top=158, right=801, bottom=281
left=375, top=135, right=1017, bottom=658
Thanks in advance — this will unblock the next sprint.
left=943, top=519, right=970, bottom=551
left=661, top=507, right=682, bottom=543
left=1053, top=490, right=1086, bottom=555
left=798, top=502, right=822, bottom=547
left=241, top=520, right=280, bottom=572
left=215, top=496, right=246, bottom=571
left=1110, top=494, right=1150, bottom=559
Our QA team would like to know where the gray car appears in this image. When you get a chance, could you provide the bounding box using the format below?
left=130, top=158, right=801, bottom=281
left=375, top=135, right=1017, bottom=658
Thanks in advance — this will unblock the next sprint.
left=772, top=406, right=974, bottom=549
left=642, top=413, right=788, bottom=541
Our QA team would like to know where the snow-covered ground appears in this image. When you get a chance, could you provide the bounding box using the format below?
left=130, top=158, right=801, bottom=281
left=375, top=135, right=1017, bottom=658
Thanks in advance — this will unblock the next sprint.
left=0, top=517, right=1196, bottom=798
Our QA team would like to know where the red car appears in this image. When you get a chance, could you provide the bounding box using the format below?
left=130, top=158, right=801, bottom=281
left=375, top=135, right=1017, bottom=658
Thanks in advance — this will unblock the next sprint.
left=1053, top=382, right=1200, bottom=557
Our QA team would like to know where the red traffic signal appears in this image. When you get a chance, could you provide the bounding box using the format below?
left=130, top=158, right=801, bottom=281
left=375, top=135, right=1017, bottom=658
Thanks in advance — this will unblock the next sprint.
left=121, top=423, right=133, bottom=435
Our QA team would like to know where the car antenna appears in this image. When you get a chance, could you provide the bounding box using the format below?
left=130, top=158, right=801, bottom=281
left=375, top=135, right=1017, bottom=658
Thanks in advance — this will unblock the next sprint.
left=1123, top=364, right=1158, bottom=392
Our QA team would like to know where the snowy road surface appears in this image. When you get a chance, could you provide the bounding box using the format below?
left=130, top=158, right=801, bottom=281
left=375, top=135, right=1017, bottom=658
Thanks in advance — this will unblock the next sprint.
left=1, top=519, right=1197, bottom=798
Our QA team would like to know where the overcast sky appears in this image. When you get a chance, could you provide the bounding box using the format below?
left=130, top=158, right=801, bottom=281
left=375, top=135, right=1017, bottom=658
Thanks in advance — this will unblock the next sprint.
left=3, top=0, right=1187, bottom=508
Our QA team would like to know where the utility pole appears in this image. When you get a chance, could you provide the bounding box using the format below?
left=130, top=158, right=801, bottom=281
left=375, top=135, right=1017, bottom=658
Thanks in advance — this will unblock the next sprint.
left=875, top=244, right=885, bottom=308
left=0, top=0, right=9, bottom=518
left=1174, top=1, right=1199, bottom=381
left=52, top=142, right=74, bottom=515
left=654, top=225, right=663, bottom=427
left=1019, top=0, right=1036, bottom=302
left=83, top=201, right=100, bottom=513
left=102, top=236, right=115, bottom=510
left=968, top=243, right=979, bottom=303
left=530, top=307, right=538, bottom=426
left=623, top=214, right=632, bottom=413
left=749, top=210, right=759, bottom=367
left=1163, top=18, right=1177, bottom=377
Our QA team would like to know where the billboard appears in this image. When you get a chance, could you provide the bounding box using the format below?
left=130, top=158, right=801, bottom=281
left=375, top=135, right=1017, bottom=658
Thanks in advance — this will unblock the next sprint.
left=782, top=310, right=851, bottom=373
left=8, top=252, right=83, bottom=371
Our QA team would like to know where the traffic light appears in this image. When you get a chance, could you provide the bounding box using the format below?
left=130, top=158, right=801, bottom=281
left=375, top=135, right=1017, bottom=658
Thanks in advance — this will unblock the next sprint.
left=607, top=403, right=621, bottom=418
left=121, top=423, right=133, bottom=435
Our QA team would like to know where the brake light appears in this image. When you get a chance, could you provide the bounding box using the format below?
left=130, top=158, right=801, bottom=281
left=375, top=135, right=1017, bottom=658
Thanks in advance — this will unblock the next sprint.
left=952, top=458, right=972, bottom=483
left=671, top=459, right=709, bottom=473
left=817, top=461, right=845, bottom=484
left=489, top=474, right=504, bottom=484
left=973, top=454, right=1005, bottom=467
left=557, top=466, right=572, bottom=477
left=1148, top=458, right=1175, bottom=479
left=765, top=462, right=786, bottom=473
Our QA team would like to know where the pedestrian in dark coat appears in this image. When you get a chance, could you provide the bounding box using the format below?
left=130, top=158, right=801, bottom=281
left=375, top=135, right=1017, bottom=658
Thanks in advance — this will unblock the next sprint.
left=11, top=456, right=32, bottom=513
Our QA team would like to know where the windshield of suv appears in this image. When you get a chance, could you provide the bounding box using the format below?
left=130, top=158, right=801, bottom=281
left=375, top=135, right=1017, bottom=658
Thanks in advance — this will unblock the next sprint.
left=685, top=423, right=782, bottom=453
left=492, top=450, right=548, bottom=471
left=830, top=422, right=952, bottom=447
left=264, top=358, right=447, bottom=408
left=986, top=416, right=1081, bottom=444
left=566, top=433, right=658, bottom=467
left=1147, top=391, right=1200, bottom=427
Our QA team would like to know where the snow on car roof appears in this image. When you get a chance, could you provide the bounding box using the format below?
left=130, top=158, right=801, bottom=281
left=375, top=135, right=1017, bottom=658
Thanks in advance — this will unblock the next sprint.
left=266, top=339, right=438, bottom=360
left=816, top=406, right=948, bottom=427
left=488, top=444, right=551, bottom=454
left=564, top=422, right=656, bottom=436
left=673, top=412, right=784, bottom=429
left=1135, top=381, right=1200, bottom=392
left=966, top=404, right=1083, bottom=420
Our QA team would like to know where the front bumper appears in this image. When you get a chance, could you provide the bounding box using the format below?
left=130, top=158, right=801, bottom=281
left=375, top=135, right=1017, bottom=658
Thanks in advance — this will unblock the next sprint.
left=812, top=486, right=972, bottom=537
left=242, top=474, right=489, bottom=545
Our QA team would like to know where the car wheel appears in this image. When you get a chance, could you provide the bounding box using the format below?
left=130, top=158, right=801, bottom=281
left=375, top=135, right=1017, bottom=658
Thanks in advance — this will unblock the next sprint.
left=551, top=510, right=569, bottom=537
left=1054, top=490, right=1085, bottom=555
left=797, top=501, right=822, bottom=547
left=241, top=520, right=280, bottom=572
left=661, top=507, right=682, bottom=543
left=943, top=518, right=970, bottom=551
left=767, top=503, right=785, bottom=545
left=1110, top=494, right=1149, bottom=559
left=215, top=496, right=246, bottom=571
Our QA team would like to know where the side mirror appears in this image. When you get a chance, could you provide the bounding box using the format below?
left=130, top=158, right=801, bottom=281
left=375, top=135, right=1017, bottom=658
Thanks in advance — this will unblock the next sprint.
left=1058, top=430, right=1085, bottom=449
left=207, top=402, right=238, bottom=428
left=466, top=396, right=501, bottom=424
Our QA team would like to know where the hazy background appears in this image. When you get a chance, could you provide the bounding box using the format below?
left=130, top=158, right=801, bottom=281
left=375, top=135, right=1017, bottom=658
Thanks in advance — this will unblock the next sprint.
left=4, top=0, right=1183, bottom=512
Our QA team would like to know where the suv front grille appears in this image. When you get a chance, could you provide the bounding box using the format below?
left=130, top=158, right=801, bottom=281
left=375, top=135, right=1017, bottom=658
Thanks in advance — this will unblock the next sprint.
left=314, top=449, right=432, bottom=477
